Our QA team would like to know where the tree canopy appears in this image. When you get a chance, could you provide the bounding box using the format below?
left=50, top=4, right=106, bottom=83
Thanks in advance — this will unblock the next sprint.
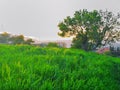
left=58, top=9, right=120, bottom=51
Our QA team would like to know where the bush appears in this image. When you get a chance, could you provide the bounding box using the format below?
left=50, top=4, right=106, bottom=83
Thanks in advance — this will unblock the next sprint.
left=46, top=42, right=60, bottom=48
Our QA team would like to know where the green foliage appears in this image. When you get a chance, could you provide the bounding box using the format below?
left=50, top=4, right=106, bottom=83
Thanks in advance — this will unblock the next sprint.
left=0, top=45, right=120, bottom=89
left=10, top=35, right=25, bottom=44
left=58, top=9, right=120, bottom=51
left=25, top=38, right=34, bottom=45
left=46, top=42, right=60, bottom=48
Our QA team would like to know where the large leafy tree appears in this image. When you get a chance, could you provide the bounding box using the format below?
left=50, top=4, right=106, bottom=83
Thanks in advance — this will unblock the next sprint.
left=58, top=9, right=120, bottom=51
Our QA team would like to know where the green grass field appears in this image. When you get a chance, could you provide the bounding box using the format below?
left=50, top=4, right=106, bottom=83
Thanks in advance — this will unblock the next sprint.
left=0, top=45, right=120, bottom=90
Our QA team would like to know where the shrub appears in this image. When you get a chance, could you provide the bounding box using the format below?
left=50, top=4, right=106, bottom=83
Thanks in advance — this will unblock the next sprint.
left=46, top=42, right=60, bottom=48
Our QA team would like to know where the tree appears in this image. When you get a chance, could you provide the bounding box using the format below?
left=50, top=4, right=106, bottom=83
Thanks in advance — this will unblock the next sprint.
left=24, top=38, right=34, bottom=45
left=58, top=9, right=120, bottom=51
left=0, top=32, right=11, bottom=43
left=10, top=35, right=34, bottom=45
left=10, top=35, right=25, bottom=44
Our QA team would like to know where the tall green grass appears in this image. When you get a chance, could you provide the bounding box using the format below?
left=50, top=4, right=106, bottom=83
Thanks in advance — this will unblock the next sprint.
left=0, top=44, right=120, bottom=90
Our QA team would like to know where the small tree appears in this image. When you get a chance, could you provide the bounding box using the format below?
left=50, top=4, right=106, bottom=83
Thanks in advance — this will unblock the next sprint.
left=10, top=35, right=25, bottom=44
left=58, top=9, right=120, bottom=51
left=0, top=32, right=11, bottom=43
left=25, top=38, right=34, bottom=45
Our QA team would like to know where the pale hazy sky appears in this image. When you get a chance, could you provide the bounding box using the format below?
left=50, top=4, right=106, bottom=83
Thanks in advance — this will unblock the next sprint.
left=0, top=0, right=120, bottom=40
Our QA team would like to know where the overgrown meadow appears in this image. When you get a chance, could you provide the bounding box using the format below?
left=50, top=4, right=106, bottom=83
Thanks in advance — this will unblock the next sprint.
left=0, top=45, right=120, bottom=90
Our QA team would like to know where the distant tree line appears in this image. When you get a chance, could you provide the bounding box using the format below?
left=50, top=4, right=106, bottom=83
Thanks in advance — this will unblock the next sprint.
left=0, top=32, right=67, bottom=48
left=0, top=32, right=34, bottom=45
left=39, top=42, right=67, bottom=48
